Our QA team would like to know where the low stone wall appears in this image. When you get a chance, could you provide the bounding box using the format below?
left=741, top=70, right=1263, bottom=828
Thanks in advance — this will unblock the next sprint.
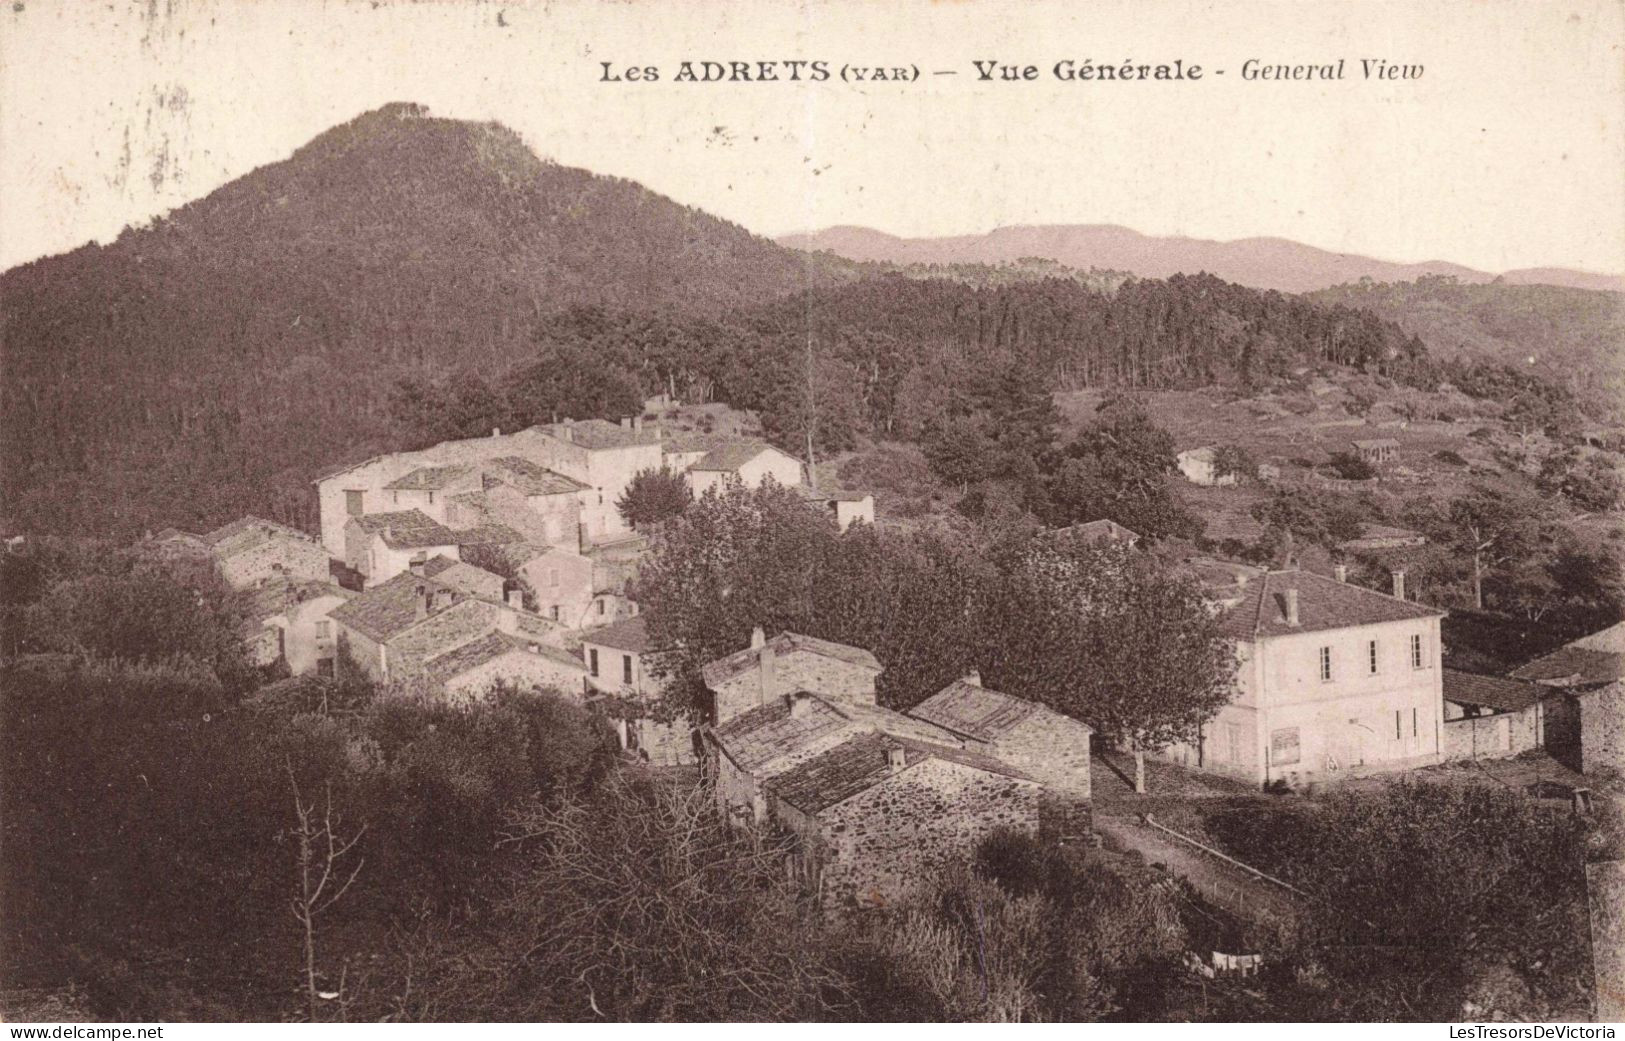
left=1441, top=707, right=1540, bottom=762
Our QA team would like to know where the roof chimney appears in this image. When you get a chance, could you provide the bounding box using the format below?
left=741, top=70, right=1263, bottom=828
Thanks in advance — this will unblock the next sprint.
left=1284, top=587, right=1300, bottom=627
left=491, top=427, right=501, bottom=438
left=414, top=584, right=428, bottom=622
left=506, top=588, right=523, bottom=609
left=1333, top=564, right=1348, bottom=583
left=620, top=417, right=632, bottom=430
left=886, top=745, right=907, bottom=772
left=788, top=692, right=812, bottom=717
left=408, top=559, right=425, bottom=576
left=632, top=416, right=644, bottom=432
left=759, top=639, right=777, bottom=707
left=749, top=626, right=766, bottom=650
left=964, top=668, right=982, bottom=687
left=1391, top=569, right=1407, bottom=601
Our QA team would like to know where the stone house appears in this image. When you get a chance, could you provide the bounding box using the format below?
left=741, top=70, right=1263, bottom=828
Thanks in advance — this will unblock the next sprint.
left=580, top=615, right=695, bottom=765
left=313, top=426, right=559, bottom=555
left=417, top=555, right=506, bottom=602
left=1511, top=622, right=1625, bottom=776
left=1352, top=438, right=1400, bottom=465
left=702, top=628, right=885, bottom=726
left=701, top=629, right=1092, bottom=912
left=380, top=464, right=487, bottom=524
left=328, top=570, right=543, bottom=684
left=1177, top=446, right=1236, bottom=487
left=798, top=488, right=876, bottom=532
left=202, top=516, right=329, bottom=590
left=1164, top=568, right=1446, bottom=786
left=767, top=731, right=1042, bottom=912
left=909, top=672, right=1093, bottom=799
left=684, top=441, right=807, bottom=498
left=343, top=510, right=462, bottom=587
left=423, top=631, right=588, bottom=701
left=239, top=578, right=352, bottom=676
left=530, top=419, right=665, bottom=546
left=516, top=545, right=595, bottom=627
left=1441, top=669, right=1547, bottom=762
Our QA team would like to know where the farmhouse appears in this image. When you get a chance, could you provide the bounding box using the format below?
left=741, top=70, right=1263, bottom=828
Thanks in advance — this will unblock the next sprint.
left=239, top=578, right=352, bottom=676
left=530, top=419, right=665, bottom=546
left=702, top=628, right=1096, bottom=911
left=684, top=440, right=806, bottom=498
left=343, top=510, right=462, bottom=587
left=422, top=631, right=588, bottom=701
left=515, top=545, right=595, bottom=626
left=581, top=615, right=695, bottom=765
left=1164, top=568, right=1446, bottom=786
left=201, top=516, right=329, bottom=589
left=1511, top=622, right=1624, bottom=776
left=416, top=555, right=507, bottom=602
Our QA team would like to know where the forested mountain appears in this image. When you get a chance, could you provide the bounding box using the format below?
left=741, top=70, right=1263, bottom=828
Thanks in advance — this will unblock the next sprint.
left=1309, top=277, right=1625, bottom=421
left=780, top=225, right=1625, bottom=295
left=1, top=103, right=848, bottom=535
left=0, top=104, right=1594, bottom=539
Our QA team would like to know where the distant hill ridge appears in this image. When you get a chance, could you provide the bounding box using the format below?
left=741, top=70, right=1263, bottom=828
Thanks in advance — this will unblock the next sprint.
left=778, top=224, right=1624, bottom=295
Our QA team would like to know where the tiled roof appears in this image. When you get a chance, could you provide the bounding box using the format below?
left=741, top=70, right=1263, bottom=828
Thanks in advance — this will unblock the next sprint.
left=714, top=695, right=855, bottom=773
left=328, top=571, right=467, bottom=642
left=240, top=579, right=350, bottom=628
left=1443, top=669, right=1545, bottom=713
left=202, top=516, right=320, bottom=556
left=417, top=557, right=505, bottom=596
left=693, top=440, right=792, bottom=472
left=481, top=456, right=588, bottom=496
left=908, top=679, right=1046, bottom=741
left=449, top=522, right=525, bottom=547
left=349, top=510, right=461, bottom=549
left=424, top=632, right=584, bottom=685
left=796, top=486, right=872, bottom=504
left=542, top=419, right=661, bottom=450
left=766, top=731, right=1031, bottom=815
left=701, top=631, right=883, bottom=688
left=1571, top=622, right=1625, bottom=654
left=663, top=431, right=734, bottom=454
left=383, top=464, right=479, bottom=491
left=1510, top=646, right=1623, bottom=687
left=418, top=555, right=462, bottom=579
left=1216, top=569, right=1443, bottom=641
left=583, top=615, right=652, bottom=654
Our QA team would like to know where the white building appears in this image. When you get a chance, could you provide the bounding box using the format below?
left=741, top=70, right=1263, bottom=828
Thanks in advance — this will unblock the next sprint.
left=1166, top=568, right=1446, bottom=786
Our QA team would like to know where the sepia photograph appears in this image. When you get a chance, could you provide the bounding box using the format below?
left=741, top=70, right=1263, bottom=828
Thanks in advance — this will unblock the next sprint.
left=1, top=0, right=1623, bottom=1028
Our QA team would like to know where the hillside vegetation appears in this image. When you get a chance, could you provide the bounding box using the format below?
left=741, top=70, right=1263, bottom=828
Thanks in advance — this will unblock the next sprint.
left=1310, top=277, right=1625, bottom=422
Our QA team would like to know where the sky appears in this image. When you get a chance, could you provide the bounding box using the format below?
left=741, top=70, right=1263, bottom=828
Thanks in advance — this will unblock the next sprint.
left=1, top=0, right=1622, bottom=275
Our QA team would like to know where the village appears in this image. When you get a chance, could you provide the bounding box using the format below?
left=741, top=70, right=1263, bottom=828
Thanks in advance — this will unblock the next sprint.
left=129, top=397, right=1624, bottom=921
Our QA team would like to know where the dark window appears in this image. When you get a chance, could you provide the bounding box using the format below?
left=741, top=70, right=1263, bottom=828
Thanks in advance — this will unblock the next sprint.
left=550, top=605, right=560, bottom=621
left=597, top=599, right=606, bottom=616
left=345, top=489, right=364, bottom=517
left=623, top=655, right=634, bottom=685
left=589, top=648, right=599, bottom=677
left=1395, top=709, right=1402, bottom=739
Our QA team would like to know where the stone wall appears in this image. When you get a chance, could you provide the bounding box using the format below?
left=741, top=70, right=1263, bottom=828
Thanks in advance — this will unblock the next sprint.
left=1441, top=706, right=1540, bottom=762
left=443, top=651, right=587, bottom=701
left=387, top=600, right=503, bottom=680
left=712, top=648, right=878, bottom=724
left=1580, top=684, right=1624, bottom=777
left=811, top=757, right=1043, bottom=912
left=995, top=710, right=1092, bottom=799
left=217, top=536, right=329, bottom=590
